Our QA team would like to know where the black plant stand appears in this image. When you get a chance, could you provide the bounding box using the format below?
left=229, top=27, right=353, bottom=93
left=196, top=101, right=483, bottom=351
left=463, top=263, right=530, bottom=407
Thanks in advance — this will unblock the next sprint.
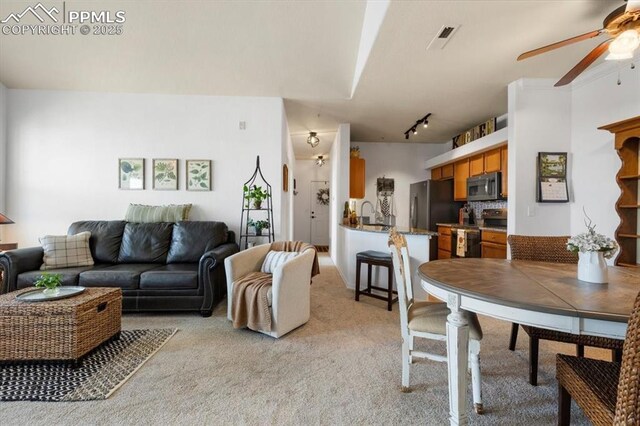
left=239, top=156, right=275, bottom=250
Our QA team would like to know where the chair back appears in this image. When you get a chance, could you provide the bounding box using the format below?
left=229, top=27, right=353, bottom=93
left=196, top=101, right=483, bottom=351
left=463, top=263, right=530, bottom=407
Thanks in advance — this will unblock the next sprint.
left=388, top=229, right=412, bottom=336
left=508, top=235, right=577, bottom=264
left=614, top=290, right=640, bottom=424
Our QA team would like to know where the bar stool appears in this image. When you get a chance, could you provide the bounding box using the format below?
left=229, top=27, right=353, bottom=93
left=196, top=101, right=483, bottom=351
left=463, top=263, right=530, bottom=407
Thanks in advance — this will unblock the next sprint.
left=355, top=250, right=398, bottom=311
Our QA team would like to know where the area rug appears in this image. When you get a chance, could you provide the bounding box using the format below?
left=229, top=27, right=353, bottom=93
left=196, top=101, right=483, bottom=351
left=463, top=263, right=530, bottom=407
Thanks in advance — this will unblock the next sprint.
left=0, top=328, right=177, bottom=402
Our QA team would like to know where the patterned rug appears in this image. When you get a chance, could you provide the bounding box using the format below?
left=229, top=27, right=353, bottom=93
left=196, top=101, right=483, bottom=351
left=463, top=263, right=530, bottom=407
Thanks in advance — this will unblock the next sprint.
left=0, top=328, right=177, bottom=402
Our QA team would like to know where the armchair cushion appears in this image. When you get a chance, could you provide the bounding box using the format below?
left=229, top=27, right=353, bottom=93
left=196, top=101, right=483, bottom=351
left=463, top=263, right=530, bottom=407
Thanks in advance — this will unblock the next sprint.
left=261, top=251, right=298, bottom=274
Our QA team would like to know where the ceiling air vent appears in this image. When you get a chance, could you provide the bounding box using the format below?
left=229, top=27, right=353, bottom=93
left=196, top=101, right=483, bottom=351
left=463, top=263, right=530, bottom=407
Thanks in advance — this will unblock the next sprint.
left=426, top=24, right=460, bottom=50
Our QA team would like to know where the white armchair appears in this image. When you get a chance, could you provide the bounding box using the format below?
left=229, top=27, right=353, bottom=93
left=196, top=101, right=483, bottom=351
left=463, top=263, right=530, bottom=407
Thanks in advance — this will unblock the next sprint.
left=225, top=243, right=317, bottom=338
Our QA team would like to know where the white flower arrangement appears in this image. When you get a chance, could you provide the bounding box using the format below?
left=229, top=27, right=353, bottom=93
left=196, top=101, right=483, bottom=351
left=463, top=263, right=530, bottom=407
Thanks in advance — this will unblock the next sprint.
left=566, top=210, right=618, bottom=259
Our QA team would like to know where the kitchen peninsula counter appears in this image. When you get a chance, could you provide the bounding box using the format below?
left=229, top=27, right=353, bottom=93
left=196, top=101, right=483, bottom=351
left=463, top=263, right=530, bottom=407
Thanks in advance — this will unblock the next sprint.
left=340, top=223, right=437, bottom=237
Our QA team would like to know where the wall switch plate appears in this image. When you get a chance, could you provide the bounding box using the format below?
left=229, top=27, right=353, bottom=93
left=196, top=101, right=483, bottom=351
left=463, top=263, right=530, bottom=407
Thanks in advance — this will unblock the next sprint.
left=239, top=121, right=246, bottom=130
left=527, top=205, right=536, bottom=217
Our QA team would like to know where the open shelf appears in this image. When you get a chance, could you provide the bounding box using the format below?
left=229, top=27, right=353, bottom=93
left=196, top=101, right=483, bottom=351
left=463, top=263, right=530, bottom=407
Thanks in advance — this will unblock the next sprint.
left=619, top=205, right=640, bottom=209
left=619, top=174, right=640, bottom=180
left=618, top=234, right=640, bottom=239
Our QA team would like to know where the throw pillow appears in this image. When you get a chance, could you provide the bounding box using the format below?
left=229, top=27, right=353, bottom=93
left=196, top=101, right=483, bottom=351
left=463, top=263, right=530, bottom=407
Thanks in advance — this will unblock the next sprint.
left=39, top=231, right=94, bottom=270
left=261, top=250, right=299, bottom=274
left=125, top=204, right=192, bottom=223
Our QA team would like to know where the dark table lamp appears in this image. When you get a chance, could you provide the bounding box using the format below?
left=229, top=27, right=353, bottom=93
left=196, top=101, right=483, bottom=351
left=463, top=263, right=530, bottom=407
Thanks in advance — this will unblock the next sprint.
left=0, top=213, right=14, bottom=242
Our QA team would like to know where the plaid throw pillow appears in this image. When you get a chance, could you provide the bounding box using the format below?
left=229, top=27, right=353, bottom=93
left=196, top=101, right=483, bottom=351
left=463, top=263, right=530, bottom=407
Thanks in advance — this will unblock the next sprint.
left=124, top=204, right=192, bottom=223
left=261, top=251, right=299, bottom=274
left=39, top=231, right=94, bottom=270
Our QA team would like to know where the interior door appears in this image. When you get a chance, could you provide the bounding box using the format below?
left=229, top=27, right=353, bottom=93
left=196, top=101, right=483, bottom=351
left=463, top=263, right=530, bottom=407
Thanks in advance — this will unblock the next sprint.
left=310, top=180, right=330, bottom=246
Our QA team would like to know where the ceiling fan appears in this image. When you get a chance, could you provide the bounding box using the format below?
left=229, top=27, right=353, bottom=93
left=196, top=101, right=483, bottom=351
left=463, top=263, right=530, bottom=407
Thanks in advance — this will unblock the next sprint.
left=518, top=0, right=640, bottom=86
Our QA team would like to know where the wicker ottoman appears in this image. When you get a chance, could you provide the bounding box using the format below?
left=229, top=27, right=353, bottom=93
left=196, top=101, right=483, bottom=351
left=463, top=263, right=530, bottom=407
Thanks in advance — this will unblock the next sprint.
left=0, top=287, right=122, bottom=362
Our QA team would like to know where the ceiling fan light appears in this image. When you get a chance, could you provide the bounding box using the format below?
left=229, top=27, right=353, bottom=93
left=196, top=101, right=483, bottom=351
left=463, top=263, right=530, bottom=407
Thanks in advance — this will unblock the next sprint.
left=307, top=132, right=320, bottom=148
left=605, top=51, right=634, bottom=60
left=606, top=30, right=640, bottom=60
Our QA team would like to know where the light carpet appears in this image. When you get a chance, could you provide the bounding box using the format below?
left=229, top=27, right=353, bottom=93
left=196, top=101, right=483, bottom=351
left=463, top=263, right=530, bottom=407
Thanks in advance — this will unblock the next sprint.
left=0, top=254, right=592, bottom=424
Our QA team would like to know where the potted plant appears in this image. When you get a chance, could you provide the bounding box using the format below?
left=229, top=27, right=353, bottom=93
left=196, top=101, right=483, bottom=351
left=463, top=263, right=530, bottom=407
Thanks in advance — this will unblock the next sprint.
left=34, top=273, right=63, bottom=296
left=243, top=185, right=269, bottom=209
left=248, top=219, right=270, bottom=236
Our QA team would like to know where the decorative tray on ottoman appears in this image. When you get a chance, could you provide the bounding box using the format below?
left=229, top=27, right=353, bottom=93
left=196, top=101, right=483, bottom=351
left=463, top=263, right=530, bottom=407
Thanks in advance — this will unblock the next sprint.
left=0, top=287, right=122, bottom=363
left=15, top=286, right=86, bottom=302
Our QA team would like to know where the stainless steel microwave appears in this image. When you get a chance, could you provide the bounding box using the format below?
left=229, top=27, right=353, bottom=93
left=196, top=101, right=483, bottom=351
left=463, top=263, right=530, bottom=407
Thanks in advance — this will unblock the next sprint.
left=467, top=172, right=502, bottom=201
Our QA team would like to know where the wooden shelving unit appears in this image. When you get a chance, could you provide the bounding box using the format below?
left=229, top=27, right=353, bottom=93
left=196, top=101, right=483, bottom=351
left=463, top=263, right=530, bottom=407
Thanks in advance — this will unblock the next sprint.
left=599, top=116, right=640, bottom=268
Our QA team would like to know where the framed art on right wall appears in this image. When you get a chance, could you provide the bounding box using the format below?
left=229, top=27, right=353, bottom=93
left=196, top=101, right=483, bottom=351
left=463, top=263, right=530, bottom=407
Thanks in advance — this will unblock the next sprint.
left=186, top=160, right=212, bottom=191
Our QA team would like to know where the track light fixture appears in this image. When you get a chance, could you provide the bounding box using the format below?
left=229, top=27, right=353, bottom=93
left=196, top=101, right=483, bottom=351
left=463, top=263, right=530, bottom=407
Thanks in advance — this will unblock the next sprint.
left=307, top=132, right=320, bottom=148
left=404, top=113, right=432, bottom=139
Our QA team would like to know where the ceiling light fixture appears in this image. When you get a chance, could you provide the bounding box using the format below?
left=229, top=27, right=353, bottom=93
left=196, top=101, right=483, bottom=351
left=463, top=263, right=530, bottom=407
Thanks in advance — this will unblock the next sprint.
left=316, top=155, right=326, bottom=167
left=404, top=113, right=432, bottom=139
left=307, top=132, right=320, bottom=148
left=605, top=29, right=640, bottom=61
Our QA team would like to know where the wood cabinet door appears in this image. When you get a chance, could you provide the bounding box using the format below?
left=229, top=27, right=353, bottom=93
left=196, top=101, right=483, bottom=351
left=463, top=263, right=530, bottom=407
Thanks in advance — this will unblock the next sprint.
left=469, top=154, right=484, bottom=176
left=349, top=158, right=365, bottom=199
left=481, top=230, right=507, bottom=245
left=454, top=159, right=469, bottom=201
left=438, top=234, right=452, bottom=251
left=431, top=167, right=442, bottom=180
left=481, top=242, right=507, bottom=259
left=501, top=146, right=508, bottom=197
left=484, top=148, right=501, bottom=172
left=441, top=163, right=454, bottom=179
left=438, top=249, right=451, bottom=259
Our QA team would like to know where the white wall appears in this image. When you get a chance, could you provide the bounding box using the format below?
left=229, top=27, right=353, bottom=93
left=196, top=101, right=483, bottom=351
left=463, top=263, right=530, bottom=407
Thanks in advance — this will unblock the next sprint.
left=0, top=83, right=6, bottom=242
left=330, top=124, right=350, bottom=275
left=5, top=90, right=287, bottom=246
left=350, top=141, right=451, bottom=228
left=281, top=105, right=295, bottom=241
left=293, top=159, right=331, bottom=243
left=507, top=79, right=572, bottom=236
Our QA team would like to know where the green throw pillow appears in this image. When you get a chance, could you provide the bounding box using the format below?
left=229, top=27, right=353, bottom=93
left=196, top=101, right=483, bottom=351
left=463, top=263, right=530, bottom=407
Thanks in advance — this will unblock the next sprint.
left=124, top=204, right=192, bottom=223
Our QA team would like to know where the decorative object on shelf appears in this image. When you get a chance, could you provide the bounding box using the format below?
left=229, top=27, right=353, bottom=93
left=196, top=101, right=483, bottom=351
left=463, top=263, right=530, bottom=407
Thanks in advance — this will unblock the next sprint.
left=315, top=155, right=326, bottom=167
left=283, top=164, right=289, bottom=192
left=248, top=219, right=270, bottom=236
left=33, top=272, right=63, bottom=296
left=537, top=152, right=569, bottom=202
left=239, top=156, right=274, bottom=249
left=316, top=188, right=330, bottom=206
left=376, top=177, right=395, bottom=225
left=118, top=158, right=144, bottom=190
left=567, top=210, right=619, bottom=284
left=452, top=117, right=497, bottom=148
left=186, top=160, right=211, bottom=191
left=307, top=132, right=320, bottom=148
left=404, top=113, right=431, bottom=140
left=343, top=201, right=350, bottom=225
left=350, top=146, right=360, bottom=158
left=243, top=184, right=269, bottom=209
left=152, top=159, right=178, bottom=190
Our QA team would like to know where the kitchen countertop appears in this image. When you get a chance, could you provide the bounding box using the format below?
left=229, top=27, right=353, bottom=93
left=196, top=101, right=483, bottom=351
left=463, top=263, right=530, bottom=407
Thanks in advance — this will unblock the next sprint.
left=340, top=223, right=437, bottom=237
left=436, top=223, right=507, bottom=234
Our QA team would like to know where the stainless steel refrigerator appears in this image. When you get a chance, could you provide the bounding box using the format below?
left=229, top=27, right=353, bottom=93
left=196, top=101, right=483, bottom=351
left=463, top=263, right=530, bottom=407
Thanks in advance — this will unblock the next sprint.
left=409, top=179, right=463, bottom=260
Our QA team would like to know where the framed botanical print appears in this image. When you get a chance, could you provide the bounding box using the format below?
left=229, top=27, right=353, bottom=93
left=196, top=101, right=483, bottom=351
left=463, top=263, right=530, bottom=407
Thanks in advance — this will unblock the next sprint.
left=119, top=158, right=145, bottom=190
left=186, top=160, right=212, bottom=191
left=153, top=159, right=178, bottom=190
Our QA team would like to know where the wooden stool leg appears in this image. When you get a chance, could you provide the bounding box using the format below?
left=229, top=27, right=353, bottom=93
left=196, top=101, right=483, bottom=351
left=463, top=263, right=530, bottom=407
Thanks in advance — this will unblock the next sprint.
left=508, top=323, right=519, bottom=351
left=387, top=264, right=393, bottom=311
left=613, top=348, right=622, bottom=363
left=558, top=383, right=571, bottom=426
left=367, top=263, right=372, bottom=292
left=529, top=336, right=539, bottom=386
left=576, top=344, right=584, bottom=358
left=355, top=259, right=361, bottom=301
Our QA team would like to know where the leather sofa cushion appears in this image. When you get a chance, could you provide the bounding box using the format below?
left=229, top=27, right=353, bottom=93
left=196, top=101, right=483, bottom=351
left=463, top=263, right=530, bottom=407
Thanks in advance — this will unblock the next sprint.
left=118, top=222, right=173, bottom=263
left=79, top=264, right=161, bottom=289
left=167, top=221, right=229, bottom=263
left=68, top=221, right=126, bottom=264
left=17, top=266, right=99, bottom=289
left=140, top=264, right=199, bottom=289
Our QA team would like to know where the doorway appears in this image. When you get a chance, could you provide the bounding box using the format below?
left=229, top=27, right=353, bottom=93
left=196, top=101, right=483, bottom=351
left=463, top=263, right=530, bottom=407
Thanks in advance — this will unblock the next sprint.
left=310, top=180, right=330, bottom=247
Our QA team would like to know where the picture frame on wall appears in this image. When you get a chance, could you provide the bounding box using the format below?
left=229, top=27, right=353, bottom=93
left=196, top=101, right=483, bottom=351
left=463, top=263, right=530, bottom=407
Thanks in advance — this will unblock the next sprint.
left=186, top=160, right=212, bottom=191
left=119, top=158, right=145, bottom=190
left=153, top=159, right=179, bottom=190
left=537, top=152, right=569, bottom=203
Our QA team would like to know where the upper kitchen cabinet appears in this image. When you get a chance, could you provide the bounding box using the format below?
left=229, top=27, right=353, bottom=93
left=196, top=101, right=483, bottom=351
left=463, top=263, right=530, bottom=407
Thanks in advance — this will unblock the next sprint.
left=453, top=158, right=470, bottom=201
left=442, top=163, right=454, bottom=179
left=431, top=166, right=442, bottom=180
left=350, top=157, right=366, bottom=199
left=484, top=148, right=502, bottom=173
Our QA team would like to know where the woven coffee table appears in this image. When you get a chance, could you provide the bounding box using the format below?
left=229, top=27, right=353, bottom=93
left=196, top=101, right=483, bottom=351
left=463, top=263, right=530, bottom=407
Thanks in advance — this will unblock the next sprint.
left=0, top=287, right=122, bottom=363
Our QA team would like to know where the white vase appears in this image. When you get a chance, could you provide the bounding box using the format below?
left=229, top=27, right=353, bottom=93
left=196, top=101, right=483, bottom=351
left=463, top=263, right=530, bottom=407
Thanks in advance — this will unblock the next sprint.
left=42, top=287, right=61, bottom=296
left=578, top=251, right=608, bottom=284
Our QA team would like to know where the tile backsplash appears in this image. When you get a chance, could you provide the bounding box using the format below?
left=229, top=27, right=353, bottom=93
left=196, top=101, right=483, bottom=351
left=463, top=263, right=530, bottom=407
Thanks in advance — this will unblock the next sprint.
left=468, top=201, right=507, bottom=217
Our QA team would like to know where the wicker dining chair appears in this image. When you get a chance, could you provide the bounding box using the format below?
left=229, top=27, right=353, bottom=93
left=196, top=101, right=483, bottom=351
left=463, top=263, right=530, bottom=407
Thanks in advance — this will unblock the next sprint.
left=557, top=289, right=640, bottom=425
left=507, top=235, right=624, bottom=386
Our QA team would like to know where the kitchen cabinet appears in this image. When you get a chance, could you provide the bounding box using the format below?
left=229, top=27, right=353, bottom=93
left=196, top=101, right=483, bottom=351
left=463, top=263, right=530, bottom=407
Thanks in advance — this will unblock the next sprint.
left=431, top=166, right=442, bottom=180
left=437, top=226, right=452, bottom=259
left=442, top=163, right=454, bottom=179
left=501, top=146, right=508, bottom=197
left=469, top=154, right=484, bottom=176
left=484, top=148, right=502, bottom=173
left=453, top=159, right=469, bottom=201
left=481, top=230, right=507, bottom=259
left=350, top=158, right=365, bottom=199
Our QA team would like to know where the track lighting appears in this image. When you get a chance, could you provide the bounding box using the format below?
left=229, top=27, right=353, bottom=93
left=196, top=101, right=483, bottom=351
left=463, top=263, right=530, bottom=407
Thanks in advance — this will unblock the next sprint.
left=404, top=113, right=431, bottom=139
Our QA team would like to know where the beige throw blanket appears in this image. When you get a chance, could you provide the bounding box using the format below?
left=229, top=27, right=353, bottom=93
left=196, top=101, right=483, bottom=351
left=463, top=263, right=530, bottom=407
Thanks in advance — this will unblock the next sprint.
left=231, top=242, right=320, bottom=333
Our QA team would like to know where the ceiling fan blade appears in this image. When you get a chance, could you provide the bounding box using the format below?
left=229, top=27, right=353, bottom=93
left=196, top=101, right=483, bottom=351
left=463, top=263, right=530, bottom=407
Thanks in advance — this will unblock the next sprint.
left=626, top=0, right=640, bottom=12
left=554, top=39, right=612, bottom=87
left=517, top=30, right=603, bottom=61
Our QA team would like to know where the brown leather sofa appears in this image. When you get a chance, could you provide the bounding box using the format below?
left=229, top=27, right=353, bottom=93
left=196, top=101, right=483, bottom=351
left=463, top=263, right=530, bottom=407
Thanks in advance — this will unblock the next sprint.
left=0, top=220, right=239, bottom=316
